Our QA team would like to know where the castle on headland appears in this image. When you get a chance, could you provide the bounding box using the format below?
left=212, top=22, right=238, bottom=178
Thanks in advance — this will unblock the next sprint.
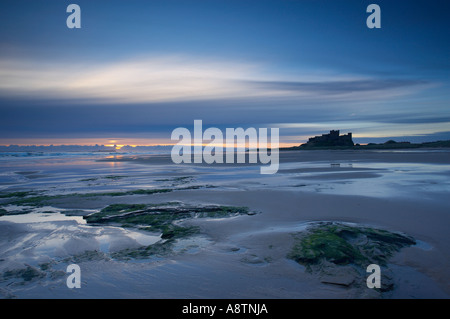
left=302, top=130, right=354, bottom=148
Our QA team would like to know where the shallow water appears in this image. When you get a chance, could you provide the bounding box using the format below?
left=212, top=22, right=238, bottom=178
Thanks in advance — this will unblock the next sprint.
left=0, top=210, right=86, bottom=224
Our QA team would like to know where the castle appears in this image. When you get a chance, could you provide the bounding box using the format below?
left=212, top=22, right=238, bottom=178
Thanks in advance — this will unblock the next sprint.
left=302, top=130, right=354, bottom=147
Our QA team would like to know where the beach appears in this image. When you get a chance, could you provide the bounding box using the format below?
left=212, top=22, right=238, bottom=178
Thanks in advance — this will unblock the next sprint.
left=0, top=149, right=449, bottom=298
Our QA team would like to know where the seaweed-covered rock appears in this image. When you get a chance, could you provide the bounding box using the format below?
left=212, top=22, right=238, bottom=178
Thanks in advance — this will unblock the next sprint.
left=2, top=265, right=45, bottom=283
left=85, top=202, right=251, bottom=241
left=288, top=222, right=416, bottom=293
left=288, top=222, right=415, bottom=268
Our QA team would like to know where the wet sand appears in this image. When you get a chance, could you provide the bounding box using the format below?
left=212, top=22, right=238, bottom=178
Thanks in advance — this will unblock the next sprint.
left=0, top=149, right=449, bottom=298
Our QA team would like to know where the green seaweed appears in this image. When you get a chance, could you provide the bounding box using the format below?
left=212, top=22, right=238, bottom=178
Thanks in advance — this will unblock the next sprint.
left=289, top=228, right=364, bottom=266
left=155, top=176, right=196, bottom=187
left=111, top=241, right=173, bottom=260
left=6, top=188, right=173, bottom=207
left=193, top=205, right=248, bottom=218
left=159, top=225, right=200, bottom=239
left=127, top=189, right=172, bottom=195
left=179, top=185, right=217, bottom=190
left=288, top=222, right=416, bottom=269
left=84, top=204, right=147, bottom=223
left=0, top=191, right=39, bottom=198
left=287, top=222, right=416, bottom=293
left=38, top=263, right=51, bottom=271
left=2, top=266, right=45, bottom=282
left=2, top=184, right=217, bottom=207
left=63, top=250, right=108, bottom=264
left=85, top=203, right=249, bottom=240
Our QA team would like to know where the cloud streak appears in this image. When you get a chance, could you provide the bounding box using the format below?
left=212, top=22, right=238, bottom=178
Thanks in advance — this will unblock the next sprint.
left=0, top=55, right=430, bottom=105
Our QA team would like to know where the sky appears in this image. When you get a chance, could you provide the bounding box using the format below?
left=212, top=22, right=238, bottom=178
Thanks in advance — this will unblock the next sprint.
left=0, top=0, right=449, bottom=146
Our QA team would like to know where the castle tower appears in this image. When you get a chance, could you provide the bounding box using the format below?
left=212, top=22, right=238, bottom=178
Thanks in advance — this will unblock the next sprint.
left=330, top=130, right=339, bottom=138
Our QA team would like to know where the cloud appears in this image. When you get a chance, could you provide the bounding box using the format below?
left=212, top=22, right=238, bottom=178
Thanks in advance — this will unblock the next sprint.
left=1, top=54, right=442, bottom=144
left=248, top=78, right=428, bottom=96
left=0, top=55, right=430, bottom=105
left=275, top=120, right=450, bottom=140
left=0, top=56, right=259, bottom=103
